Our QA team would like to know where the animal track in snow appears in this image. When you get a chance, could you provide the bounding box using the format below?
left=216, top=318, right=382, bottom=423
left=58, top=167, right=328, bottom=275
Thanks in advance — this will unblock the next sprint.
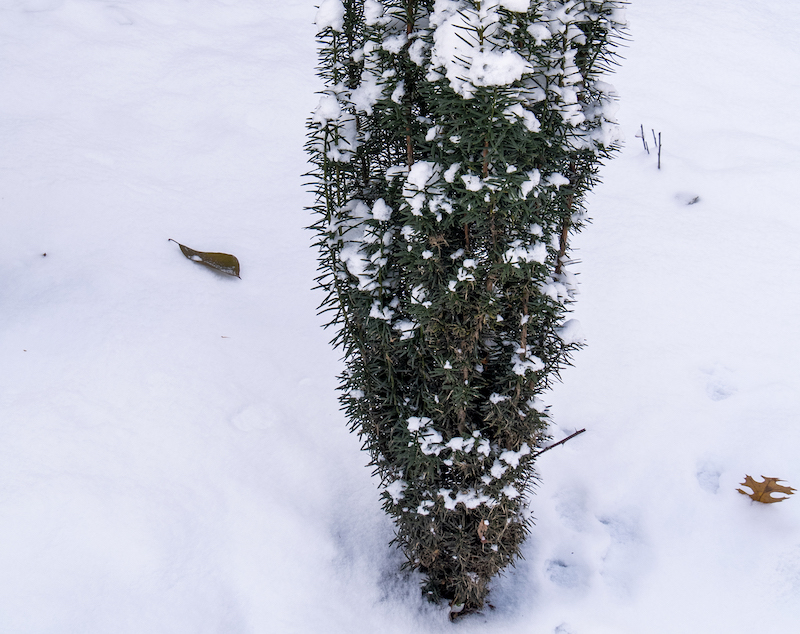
left=696, top=462, right=721, bottom=494
left=597, top=514, right=641, bottom=544
left=702, top=364, right=737, bottom=401
left=596, top=511, right=652, bottom=595
left=545, top=557, right=589, bottom=589
left=553, top=488, right=590, bottom=532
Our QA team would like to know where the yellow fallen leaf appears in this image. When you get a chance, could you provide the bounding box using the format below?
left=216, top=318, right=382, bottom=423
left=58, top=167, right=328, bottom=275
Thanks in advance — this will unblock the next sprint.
left=737, top=475, right=795, bottom=504
left=169, top=239, right=240, bottom=278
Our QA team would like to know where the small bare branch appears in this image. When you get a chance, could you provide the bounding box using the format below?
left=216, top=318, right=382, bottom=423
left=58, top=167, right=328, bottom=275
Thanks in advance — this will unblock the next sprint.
left=534, top=428, right=586, bottom=457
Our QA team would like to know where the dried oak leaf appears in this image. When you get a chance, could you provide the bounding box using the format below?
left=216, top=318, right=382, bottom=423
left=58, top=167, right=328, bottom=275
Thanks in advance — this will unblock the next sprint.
left=169, top=239, right=240, bottom=278
left=737, top=475, right=795, bottom=504
left=477, top=519, right=489, bottom=544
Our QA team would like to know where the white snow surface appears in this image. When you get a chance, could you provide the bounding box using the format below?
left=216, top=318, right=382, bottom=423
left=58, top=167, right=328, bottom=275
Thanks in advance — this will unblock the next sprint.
left=2, top=1, right=800, bottom=633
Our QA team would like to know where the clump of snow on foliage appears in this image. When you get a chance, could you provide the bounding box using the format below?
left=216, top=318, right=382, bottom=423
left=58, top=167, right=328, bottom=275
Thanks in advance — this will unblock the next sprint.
left=428, top=0, right=535, bottom=99
left=314, top=0, right=345, bottom=32
left=558, top=319, right=585, bottom=345
left=385, top=479, right=407, bottom=503
left=500, top=0, right=531, bottom=11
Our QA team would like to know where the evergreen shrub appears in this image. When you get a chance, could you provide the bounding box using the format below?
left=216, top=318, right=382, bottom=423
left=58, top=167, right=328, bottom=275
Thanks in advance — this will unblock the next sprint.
left=307, top=0, right=626, bottom=615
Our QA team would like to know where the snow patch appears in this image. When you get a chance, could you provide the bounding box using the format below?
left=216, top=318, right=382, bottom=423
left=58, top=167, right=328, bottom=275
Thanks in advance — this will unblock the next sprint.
left=385, top=479, right=407, bottom=503
left=558, top=319, right=585, bottom=345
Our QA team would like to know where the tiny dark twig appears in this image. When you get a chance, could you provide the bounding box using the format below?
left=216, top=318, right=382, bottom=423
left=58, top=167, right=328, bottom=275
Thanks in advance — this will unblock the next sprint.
left=638, top=124, right=649, bottom=153
left=651, top=129, right=662, bottom=169
left=657, top=131, right=662, bottom=169
left=534, top=428, right=586, bottom=457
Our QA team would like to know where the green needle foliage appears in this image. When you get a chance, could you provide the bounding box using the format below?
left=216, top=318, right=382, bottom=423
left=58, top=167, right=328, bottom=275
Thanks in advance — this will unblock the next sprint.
left=307, top=0, right=626, bottom=615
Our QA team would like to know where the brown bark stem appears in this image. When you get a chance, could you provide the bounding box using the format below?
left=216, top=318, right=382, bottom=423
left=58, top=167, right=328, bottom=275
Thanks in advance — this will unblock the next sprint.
left=534, top=428, right=586, bottom=457
left=555, top=162, right=577, bottom=275
left=554, top=215, right=570, bottom=275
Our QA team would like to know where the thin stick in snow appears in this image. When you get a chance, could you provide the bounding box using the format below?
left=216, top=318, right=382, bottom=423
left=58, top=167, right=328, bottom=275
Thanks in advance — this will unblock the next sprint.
left=535, top=428, right=587, bottom=456
left=657, top=131, right=662, bottom=169
left=637, top=123, right=649, bottom=153
left=651, top=129, right=662, bottom=169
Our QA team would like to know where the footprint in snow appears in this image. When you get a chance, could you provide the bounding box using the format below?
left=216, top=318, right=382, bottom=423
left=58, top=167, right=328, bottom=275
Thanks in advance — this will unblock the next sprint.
left=597, top=513, right=641, bottom=544
left=545, top=558, right=588, bottom=589
left=553, top=487, right=591, bottom=532
left=596, top=511, right=652, bottom=594
left=702, top=364, right=737, bottom=401
left=696, top=462, right=722, bottom=494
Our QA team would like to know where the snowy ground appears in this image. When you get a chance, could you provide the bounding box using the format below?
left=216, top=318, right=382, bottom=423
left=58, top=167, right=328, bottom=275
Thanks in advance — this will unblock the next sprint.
left=1, top=1, right=799, bottom=632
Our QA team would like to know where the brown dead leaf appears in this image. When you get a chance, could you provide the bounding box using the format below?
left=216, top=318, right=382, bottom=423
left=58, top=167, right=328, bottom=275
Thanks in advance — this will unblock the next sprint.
left=737, top=475, right=795, bottom=504
left=477, top=519, right=489, bottom=543
left=169, top=239, right=240, bottom=278
left=428, top=233, right=448, bottom=249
